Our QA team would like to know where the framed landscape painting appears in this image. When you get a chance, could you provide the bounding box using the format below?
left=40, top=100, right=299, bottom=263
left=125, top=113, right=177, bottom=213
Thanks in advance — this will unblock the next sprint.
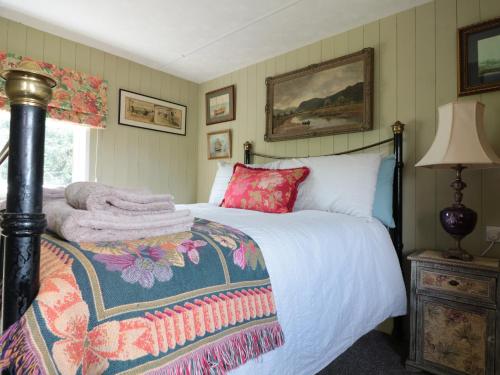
left=458, top=17, right=500, bottom=96
left=265, top=48, right=373, bottom=142
left=207, top=130, right=232, bottom=160
left=205, top=85, right=236, bottom=125
left=119, top=89, right=187, bottom=135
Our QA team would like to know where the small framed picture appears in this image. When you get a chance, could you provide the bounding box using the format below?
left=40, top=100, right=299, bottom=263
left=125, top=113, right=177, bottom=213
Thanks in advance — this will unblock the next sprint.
left=205, top=85, right=236, bottom=125
left=119, top=89, right=187, bottom=135
left=207, top=130, right=232, bottom=160
left=458, top=17, right=500, bottom=96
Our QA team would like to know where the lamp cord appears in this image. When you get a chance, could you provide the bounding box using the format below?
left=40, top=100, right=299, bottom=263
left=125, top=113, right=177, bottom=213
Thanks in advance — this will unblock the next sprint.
left=93, top=130, right=99, bottom=182
left=481, top=238, right=497, bottom=257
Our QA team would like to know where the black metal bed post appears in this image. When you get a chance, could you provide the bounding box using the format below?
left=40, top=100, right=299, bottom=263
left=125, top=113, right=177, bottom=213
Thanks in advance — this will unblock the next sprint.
left=244, top=141, right=252, bottom=164
left=0, top=65, right=55, bottom=331
left=391, top=121, right=404, bottom=264
left=391, top=121, right=404, bottom=340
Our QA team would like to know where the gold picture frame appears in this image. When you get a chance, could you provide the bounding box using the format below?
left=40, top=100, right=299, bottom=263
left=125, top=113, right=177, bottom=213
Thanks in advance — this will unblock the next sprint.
left=265, top=48, right=374, bottom=142
left=207, top=130, right=232, bottom=160
left=119, top=89, right=187, bottom=135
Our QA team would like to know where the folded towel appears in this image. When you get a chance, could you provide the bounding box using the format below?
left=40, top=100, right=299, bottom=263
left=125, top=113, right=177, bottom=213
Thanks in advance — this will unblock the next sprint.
left=43, top=186, right=66, bottom=199
left=65, top=182, right=175, bottom=215
left=45, top=199, right=193, bottom=242
left=0, top=187, right=66, bottom=211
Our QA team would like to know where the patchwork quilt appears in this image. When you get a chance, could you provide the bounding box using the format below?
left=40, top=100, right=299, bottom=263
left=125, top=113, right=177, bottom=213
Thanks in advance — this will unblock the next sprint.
left=0, top=218, right=284, bottom=374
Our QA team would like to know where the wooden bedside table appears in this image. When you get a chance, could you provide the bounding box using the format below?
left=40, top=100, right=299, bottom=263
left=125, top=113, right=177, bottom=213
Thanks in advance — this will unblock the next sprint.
left=406, top=250, right=500, bottom=375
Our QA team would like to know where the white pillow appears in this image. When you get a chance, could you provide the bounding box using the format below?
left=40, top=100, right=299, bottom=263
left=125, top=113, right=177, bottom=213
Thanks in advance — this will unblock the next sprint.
left=208, top=162, right=234, bottom=205
left=208, top=160, right=282, bottom=205
left=280, top=153, right=382, bottom=218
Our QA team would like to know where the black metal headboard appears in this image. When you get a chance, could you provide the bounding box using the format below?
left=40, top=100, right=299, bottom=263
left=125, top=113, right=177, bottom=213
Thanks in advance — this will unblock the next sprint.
left=243, top=121, right=405, bottom=265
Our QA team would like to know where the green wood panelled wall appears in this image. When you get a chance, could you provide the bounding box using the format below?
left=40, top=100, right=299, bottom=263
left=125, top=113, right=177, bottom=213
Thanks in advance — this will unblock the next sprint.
left=2, top=1, right=500, bottom=258
left=0, top=16, right=200, bottom=204
left=197, top=0, right=500, bottom=257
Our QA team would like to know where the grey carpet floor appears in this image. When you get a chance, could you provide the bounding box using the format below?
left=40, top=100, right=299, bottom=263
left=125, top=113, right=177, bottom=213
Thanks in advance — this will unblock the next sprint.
left=317, top=331, right=423, bottom=375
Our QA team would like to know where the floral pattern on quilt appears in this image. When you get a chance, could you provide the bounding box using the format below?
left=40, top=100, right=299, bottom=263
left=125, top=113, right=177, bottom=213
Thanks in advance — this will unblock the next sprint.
left=0, top=218, right=284, bottom=375
left=78, top=220, right=267, bottom=289
left=36, top=250, right=153, bottom=374
left=221, top=162, right=310, bottom=213
left=84, top=232, right=206, bottom=289
left=194, top=219, right=266, bottom=271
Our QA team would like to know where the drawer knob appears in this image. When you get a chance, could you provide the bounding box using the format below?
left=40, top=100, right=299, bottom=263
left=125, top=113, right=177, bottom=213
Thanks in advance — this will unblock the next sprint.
left=488, top=336, right=495, bottom=344
left=448, top=280, right=459, bottom=287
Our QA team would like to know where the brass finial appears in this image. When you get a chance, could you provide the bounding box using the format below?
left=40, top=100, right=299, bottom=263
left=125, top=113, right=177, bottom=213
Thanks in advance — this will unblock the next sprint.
left=392, top=121, right=405, bottom=134
left=0, top=60, right=56, bottom=108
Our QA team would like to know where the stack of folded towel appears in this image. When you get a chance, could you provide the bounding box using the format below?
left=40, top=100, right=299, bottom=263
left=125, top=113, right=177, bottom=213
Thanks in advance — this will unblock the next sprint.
left=65, top=182, right=176, bottom=215
left=0, top=182, right=193, bottom=242
left=0, top=186, right=66, bottom=211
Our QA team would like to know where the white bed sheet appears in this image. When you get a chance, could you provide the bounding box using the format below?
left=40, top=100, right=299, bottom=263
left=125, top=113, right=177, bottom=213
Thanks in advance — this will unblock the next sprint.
left=179, top=204, right=407, bottom=375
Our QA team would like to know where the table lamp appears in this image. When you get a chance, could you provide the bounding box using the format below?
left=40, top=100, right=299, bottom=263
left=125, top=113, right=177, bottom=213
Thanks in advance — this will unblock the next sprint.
left=416, top=101, right=500, bottom=261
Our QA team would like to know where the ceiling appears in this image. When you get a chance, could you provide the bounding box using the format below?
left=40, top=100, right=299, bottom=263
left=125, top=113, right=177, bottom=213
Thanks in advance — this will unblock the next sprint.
left=0, top=0, right=429, bottom=83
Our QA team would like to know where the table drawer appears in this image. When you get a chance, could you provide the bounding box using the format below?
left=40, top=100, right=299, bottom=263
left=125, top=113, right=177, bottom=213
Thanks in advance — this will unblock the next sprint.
left=417, top=267, right=496, bottom=304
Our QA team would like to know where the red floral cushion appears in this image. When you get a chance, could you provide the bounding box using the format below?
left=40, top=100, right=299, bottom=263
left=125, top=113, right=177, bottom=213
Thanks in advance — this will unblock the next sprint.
left=221, top=163, right=310, bottom=213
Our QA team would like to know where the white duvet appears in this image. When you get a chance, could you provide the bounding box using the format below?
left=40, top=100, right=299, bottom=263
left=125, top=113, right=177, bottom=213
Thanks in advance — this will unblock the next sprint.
left=179, top=204, right=407, bottom=375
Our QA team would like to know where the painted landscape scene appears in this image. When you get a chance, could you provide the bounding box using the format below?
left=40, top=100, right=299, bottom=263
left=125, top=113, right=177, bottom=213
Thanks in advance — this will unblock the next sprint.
left=125, top=97, right=181, bottom=129
left=125, top=97, right=154, bottom=123
left=119, top=89, right=186, bottom=135
left=272, top=60, right=365, bottom=135
left=478, top=33, right=500, bottom=84
left=154, top=105, right=182, bottom=129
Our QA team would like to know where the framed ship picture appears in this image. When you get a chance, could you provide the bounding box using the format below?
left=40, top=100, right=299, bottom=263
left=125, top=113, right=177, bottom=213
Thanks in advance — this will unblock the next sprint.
left=119, top=89, right=187, bottom=135
left=265, top=48, right=373, bottom=142
left=207, top=130, right=232, bottom=160
left=205, top=85, right=236, bottom=125
left=458, top=17, right=500, bottom=96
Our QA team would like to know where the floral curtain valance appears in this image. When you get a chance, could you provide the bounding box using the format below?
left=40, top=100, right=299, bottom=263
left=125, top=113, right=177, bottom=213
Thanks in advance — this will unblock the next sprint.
left=0, top=52, right=108, bottom=128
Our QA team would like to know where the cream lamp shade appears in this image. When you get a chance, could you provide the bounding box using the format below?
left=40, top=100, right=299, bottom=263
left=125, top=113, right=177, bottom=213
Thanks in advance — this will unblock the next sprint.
left=415, top=101, right=500, bottom=169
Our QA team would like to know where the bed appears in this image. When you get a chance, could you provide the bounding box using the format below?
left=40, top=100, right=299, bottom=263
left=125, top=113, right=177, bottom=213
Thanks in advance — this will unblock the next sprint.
left=178, top=204, right=406, bottom=375
left=0, top=66, right=406, bottom=374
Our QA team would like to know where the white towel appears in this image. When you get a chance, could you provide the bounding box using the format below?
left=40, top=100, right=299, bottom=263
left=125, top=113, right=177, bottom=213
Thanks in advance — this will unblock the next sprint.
left=45, top=199, right=193, bottom=242
left=65, top=182, right=175, bottom=215
left=0, top=187, right=66, bottom=211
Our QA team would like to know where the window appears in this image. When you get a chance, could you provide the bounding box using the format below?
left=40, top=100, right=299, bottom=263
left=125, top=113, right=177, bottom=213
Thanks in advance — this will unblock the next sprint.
left=0, top=111, right=90, bottom=199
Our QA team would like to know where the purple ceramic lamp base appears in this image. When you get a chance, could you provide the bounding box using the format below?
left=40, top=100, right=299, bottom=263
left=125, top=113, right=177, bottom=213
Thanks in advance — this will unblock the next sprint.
left=440, top=165, right=476, bottom=261
left=440, top=206, right=477, bottom=261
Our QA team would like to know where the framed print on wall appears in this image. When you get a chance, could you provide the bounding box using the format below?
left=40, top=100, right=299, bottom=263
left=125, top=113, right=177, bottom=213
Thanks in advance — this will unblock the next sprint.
left=207, top=130, right=232, bottom=160
left=205, top=85, right=236, bottom=125
left=265, top=48, right=373, bottom=142
left=119, top=89, right=187, bottom=135
left=458, top=17, right=500, bottom=96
